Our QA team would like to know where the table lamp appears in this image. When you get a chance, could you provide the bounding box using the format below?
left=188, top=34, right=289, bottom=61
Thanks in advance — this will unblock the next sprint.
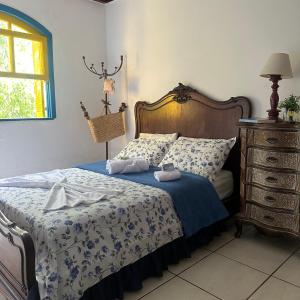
left=260, top=53, right=293, bottom=120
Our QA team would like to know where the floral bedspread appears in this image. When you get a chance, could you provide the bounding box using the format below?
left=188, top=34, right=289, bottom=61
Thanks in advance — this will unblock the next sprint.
left=0, top=168, right=183, bottom=300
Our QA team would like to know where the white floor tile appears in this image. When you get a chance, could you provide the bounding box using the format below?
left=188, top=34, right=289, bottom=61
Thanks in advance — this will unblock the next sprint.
left=124, top=271, right=174, bottom=300
left=142, top=277, right=218, bottom=300
left=274, top=250, right=300, bottom=287
left=249, top=277, right=300, bottom=300
left=216, top=229, right=299, bottom=274
left=203, top=219, right=254, bottom=252
left=204, top=228, right=235, bottom=251
left=168, top=248, right=211, bottom=275
left=180, top=253, right=267, bottom=300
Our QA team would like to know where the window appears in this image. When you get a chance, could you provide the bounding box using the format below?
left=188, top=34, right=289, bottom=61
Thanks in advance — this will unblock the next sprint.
left=0, top=4, right=55, bottom=120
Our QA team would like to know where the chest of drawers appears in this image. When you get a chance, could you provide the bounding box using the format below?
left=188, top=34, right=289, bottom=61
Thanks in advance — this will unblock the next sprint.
left=236, top=122, right=300, bottom=238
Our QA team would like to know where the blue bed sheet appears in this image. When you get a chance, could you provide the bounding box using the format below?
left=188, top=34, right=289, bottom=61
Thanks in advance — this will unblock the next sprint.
left=76, top=161, right=229, bottom=237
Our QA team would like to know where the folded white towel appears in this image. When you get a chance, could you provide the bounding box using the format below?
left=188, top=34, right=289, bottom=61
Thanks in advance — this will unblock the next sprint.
left=44, top=182, right=123, bottom=212
left=106, top=158, right=149, bottom=174
left=0, top=169, right=66, bottom=189
left=154, top=170, right=181, bottom=182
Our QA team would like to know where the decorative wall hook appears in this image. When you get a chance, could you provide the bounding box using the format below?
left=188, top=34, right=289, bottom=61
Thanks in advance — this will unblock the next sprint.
left=119, top=102, right=128, bottom=112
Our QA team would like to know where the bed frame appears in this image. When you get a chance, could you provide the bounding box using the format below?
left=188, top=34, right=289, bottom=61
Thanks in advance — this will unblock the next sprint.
left=0, top=83, right=251, bottom=299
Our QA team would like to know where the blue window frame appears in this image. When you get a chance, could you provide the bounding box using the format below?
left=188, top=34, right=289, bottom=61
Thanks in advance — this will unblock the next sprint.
left=0, top=4, right=56, bottom=121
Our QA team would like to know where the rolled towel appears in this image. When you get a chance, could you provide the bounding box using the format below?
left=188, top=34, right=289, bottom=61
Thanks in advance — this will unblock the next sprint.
left=106, top=158, right=149, bottom=174
left=154, top=169, right=181, bottom=182
left=121, top=159, right=149, bottom=174
left=106, top=159, right=131, bottom=174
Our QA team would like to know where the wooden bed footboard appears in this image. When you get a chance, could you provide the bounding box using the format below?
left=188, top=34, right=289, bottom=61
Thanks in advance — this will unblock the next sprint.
left=0, top=211, right=35, bottom=300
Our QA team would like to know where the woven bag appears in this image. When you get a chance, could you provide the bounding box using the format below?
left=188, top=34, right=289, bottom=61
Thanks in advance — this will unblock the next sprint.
left=87, top=111, right=125, bottom=143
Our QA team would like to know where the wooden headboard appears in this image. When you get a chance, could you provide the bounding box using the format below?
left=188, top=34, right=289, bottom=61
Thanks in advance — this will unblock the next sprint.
left=134, top=83, right=252, bottom=211
left=135, top=83, right=251, bottom=138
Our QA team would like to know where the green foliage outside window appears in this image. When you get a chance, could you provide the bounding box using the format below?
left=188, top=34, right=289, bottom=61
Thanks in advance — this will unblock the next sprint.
left=0, top=34, right=36, bottom=119
left=0, top=78, right=35, bottom=119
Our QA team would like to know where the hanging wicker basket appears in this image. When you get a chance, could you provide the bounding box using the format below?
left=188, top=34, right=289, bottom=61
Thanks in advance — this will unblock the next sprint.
left=88, top=111, right=125, bottom=143
left=80, top=102, right=127, bottom=143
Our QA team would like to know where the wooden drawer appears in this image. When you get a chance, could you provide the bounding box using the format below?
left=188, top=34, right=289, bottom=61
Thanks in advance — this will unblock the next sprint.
left=253, top=129, right=300, bottom=149
left=246, top=167, right=300, bottom=191
left=246, top=204, right=300, bottom=233
left=246, top=185, right=300, bottom=213
left=248, top=148, right=300, bottom=170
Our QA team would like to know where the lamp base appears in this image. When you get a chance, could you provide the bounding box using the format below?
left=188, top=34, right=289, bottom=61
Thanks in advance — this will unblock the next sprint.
left=267, top=108, right=280, bottom=121
left=267, top=75, right=282, bottom=121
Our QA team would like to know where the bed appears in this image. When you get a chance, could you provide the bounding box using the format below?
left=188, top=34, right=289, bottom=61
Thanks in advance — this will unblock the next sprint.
left=0, top=83, right=251, bottom=300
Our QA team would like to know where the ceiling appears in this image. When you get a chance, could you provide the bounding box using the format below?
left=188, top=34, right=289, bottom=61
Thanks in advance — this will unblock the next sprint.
left=93, top=0, right=114, bottom=3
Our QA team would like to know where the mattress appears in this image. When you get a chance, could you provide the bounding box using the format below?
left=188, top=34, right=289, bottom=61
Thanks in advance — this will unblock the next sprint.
left=213, top=169, right=234, bottom=200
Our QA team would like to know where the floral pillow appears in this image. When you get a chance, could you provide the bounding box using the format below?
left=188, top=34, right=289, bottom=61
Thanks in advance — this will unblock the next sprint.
left=159, top=137, right=236, bottom=181
left=139, top=132, right=178, bottom=142
left=178, top=137, right=236, bottom=161
left=114, top=139, right=172, bottom=166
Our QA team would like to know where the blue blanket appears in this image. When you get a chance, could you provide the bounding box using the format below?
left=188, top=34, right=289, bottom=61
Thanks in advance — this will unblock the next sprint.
left=76, top=161, right=229, bottom=237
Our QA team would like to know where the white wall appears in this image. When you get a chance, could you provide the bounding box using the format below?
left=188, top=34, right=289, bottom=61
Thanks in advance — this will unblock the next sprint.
left=2, top=0, right=300, bottom=178
left=105, top=0, right=300, bottom=156
left=0, top=0, right=107, bottom=178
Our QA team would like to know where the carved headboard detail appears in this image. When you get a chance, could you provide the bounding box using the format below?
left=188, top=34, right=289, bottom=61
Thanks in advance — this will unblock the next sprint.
left=134, top=83, right=252, bottom=210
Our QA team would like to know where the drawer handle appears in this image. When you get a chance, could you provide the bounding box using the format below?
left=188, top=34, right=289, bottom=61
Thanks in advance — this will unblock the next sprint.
left=263, top=215, right=274, bottom=222
left=266, top=156, right=278, bottom=163
left=264, top=196, right=276, bottom=202
left=266, top=137, right=279, bottom=144
left=265, top=176, right=278, bottom=183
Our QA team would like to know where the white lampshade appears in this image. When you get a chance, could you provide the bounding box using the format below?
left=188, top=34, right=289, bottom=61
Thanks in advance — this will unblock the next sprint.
left=260, top=53, right=293, bottom=79
left=103, top=78, right=115, bottom=94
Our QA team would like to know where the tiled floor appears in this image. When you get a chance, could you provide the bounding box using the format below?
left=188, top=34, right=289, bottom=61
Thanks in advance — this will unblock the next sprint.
left=124, top=224, right=300, bottom=300
left=1, top=223, right=299, bottom=300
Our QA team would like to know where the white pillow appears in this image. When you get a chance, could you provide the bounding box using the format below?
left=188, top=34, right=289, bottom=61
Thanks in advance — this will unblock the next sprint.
left=159, top=137, right=236, bottom=181
left=114, top=139, right=172, bottom=166
left=139, top=132, right=178, bottom=142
